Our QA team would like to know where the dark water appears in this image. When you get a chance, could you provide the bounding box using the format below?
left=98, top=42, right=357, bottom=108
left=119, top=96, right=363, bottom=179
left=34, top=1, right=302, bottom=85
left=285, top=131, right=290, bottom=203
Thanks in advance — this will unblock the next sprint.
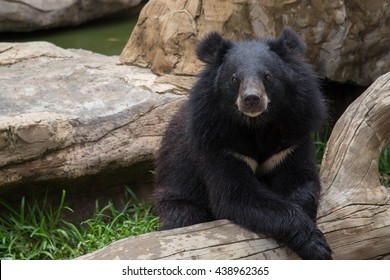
left=0, top=11, right=139, bottom=56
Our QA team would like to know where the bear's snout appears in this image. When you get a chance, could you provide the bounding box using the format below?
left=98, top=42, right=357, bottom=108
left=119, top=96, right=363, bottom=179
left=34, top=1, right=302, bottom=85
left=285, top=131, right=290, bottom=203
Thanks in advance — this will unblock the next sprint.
left=243, top=92, right=261, bottom=107
left=237, top=78, right=268, bottom=117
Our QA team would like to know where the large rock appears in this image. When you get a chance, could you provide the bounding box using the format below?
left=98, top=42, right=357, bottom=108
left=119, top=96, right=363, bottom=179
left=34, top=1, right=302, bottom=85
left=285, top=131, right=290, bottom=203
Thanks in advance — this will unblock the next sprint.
left=0, top=0, right=142, bottom=32
left=0, top=42, right=185, bottom=204
left=120, top=0, right=390, bottom=86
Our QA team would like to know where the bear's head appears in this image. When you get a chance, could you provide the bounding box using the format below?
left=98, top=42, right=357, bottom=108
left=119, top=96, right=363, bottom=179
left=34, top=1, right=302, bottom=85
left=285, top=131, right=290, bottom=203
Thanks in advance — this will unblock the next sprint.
left=194, top=28, right=325, bottom=131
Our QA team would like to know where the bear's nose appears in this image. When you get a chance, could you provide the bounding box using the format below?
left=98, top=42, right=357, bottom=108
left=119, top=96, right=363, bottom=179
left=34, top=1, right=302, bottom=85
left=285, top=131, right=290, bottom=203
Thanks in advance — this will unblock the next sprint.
left=243, top=93, right=261, bottom=108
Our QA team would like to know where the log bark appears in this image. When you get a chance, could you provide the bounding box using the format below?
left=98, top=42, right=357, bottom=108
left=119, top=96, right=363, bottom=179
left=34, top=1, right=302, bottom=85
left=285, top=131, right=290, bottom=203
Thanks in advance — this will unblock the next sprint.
left=317, top=72, right=390, bottom=259
left=78, top=72, right=390, bottom=260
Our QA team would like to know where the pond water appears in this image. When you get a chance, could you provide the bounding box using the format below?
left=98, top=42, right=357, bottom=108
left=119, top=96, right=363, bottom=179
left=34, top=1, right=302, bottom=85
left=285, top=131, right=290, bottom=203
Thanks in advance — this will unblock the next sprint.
left=0, top=10, right=139, bottom=56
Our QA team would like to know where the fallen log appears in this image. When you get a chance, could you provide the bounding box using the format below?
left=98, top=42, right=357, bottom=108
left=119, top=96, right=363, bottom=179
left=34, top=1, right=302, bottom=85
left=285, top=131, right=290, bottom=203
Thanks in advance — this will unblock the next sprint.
left=79, top=72, right=390, bottom=260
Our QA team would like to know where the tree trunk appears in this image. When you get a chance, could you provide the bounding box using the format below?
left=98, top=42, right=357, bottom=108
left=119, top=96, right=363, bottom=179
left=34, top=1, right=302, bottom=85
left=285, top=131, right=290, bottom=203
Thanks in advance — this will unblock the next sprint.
left=79, top=72, right=390, bottom=260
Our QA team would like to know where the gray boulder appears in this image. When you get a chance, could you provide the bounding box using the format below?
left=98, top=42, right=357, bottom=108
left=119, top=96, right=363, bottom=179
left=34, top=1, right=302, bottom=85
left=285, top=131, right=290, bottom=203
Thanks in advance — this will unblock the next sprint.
left=0, top=0, right=142, bottom=32
left=0, top=42, right=186, bottom=198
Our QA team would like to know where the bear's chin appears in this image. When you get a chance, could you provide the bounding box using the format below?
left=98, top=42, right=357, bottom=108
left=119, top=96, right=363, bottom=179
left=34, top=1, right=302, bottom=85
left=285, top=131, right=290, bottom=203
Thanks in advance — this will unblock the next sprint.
left=241, top=111, right=263, bottom=118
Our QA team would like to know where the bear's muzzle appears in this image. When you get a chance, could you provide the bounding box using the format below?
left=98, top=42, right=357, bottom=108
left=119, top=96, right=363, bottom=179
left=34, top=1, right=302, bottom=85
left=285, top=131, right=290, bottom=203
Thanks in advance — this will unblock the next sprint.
left=236, top=77, right=269, bottom=117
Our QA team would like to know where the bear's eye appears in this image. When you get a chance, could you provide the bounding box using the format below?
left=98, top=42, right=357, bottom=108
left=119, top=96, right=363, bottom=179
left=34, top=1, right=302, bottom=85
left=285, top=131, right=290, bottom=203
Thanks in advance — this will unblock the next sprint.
left=264, top=72, right=273, bottom=82
left=231, top=74, right=239, bottom=85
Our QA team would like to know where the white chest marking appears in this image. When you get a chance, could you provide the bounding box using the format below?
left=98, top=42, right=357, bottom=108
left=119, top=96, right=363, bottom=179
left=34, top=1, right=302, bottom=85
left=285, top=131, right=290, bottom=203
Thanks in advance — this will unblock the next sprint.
left=232, top=153, right=258, bottom=173
left=231, top=146, right=295, bottom=175
left=257, top=146, right=295, bottom=175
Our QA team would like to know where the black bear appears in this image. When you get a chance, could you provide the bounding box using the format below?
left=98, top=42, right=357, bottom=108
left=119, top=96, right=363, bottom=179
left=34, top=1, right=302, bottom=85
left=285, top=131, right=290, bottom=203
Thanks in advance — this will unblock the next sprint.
left=154, top=28, right=332, bottom=260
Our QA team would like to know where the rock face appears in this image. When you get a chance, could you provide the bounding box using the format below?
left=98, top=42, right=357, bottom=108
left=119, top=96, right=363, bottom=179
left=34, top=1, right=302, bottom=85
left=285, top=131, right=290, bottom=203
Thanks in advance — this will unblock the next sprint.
left=120, top=0, right=390, bottom=86
left=0, top=0, right=142, bottom=32
left=0, top=42, right=185, bottom=198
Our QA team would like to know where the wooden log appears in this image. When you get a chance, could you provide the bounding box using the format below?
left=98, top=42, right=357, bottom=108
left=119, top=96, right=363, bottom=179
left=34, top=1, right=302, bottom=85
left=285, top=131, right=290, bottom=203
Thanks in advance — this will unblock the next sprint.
left=78, top=220, right=298, bottom=260
left=78, top=72, right=390, bottom=260
left=317, top=72, right=390, bottom=259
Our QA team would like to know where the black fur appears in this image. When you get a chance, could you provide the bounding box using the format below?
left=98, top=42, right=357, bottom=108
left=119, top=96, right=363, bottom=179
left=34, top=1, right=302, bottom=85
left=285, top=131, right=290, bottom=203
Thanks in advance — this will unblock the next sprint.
left=195, top=31, right=233, bottom=65
left=154, top=29, right=332, bottom=260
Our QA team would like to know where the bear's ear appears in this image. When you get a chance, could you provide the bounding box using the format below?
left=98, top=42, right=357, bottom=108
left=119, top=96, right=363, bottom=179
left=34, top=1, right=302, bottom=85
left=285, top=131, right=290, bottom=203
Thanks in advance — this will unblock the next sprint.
left=196, top=32, right=233, bottom=65
left=268, top=28, right=306, bottom=58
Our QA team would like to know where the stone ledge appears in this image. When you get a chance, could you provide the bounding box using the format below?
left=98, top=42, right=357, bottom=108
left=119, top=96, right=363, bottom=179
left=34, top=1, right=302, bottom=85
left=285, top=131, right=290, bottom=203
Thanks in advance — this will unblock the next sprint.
left=0, top=0, right=142, bottom=32
left=0, top=42, right=185, bottom=193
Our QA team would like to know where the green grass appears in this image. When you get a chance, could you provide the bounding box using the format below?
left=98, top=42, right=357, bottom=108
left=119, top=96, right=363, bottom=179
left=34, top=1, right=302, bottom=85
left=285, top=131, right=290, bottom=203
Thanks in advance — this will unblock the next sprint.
left=312, top=126, right=334, bottom=170
left=379, top=146, right=390, bottom=188
left=0, top=188, right=158, bottom=260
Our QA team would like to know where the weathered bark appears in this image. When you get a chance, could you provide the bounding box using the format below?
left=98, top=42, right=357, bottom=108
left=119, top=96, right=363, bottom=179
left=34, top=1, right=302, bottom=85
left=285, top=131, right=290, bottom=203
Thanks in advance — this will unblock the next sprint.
left=78, top=220, right=299, bottom=260
left=79, top=72, right=390, bottom=260
left=317, top=72, right=390, bottom=259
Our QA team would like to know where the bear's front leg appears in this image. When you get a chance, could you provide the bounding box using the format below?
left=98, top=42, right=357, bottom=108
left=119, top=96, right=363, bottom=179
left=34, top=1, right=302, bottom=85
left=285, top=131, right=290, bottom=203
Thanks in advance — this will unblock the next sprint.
left=267, top=140, right=323, bottom=222
left=201, top=151, right=332, bottom=260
